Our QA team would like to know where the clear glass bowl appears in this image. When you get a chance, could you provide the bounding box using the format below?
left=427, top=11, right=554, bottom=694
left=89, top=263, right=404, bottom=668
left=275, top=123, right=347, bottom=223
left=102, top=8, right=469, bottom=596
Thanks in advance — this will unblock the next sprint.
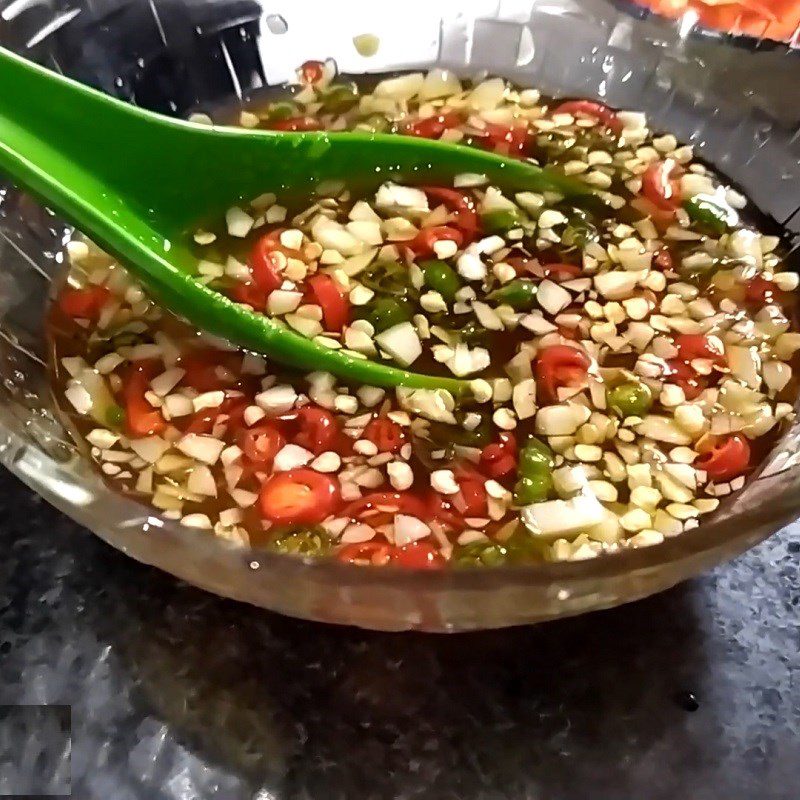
left=0, top=0, right=798, bottom=631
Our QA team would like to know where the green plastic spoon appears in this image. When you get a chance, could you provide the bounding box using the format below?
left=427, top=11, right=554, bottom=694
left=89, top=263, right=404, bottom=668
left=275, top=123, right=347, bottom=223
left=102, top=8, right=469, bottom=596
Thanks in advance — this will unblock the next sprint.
left=0, top=47, right=585, bottom=395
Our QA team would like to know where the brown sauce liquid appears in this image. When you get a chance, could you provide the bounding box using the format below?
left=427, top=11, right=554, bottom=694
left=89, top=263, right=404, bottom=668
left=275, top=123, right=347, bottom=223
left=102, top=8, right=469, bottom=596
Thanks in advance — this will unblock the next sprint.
left=45, top=74, right=800, bottom=553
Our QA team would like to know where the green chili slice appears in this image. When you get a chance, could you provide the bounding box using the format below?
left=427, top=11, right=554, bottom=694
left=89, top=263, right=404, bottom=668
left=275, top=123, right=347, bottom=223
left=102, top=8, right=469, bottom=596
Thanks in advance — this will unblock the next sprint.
left=481, top=208, right=525, bottom=234
left=487, top=279, right=538, bottom=310
left=358, top=297, right=414, bottom=333
left=683, top=196, right=733, bottom=235
left=267, top=526, right=333, bottom=557
left=607, top=381, right=652, bottom=419
left=421, top=259, right=462, bottom=303
left=514, top=437, right=555, bottom=505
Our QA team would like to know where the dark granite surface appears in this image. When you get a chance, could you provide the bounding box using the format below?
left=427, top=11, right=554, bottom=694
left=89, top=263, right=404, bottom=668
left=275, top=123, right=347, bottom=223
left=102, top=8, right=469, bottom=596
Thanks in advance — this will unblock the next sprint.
left=1, top=466, right=799, bottom=800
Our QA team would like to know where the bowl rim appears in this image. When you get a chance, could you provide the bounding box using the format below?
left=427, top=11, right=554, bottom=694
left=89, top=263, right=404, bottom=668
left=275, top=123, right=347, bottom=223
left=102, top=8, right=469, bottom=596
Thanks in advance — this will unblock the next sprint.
left=6, top=421, right=795, bottom=592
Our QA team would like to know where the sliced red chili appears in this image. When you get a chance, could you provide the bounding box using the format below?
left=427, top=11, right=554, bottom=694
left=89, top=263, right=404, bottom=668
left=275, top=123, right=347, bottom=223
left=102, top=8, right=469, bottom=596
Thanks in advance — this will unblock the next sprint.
left=299, top=59, right=325, bottom=85
left=552, top=100, right=621, bottom=133
left=455, top=478, right=488, bottom=518
left=58, top=285, right=110, bottom=320
left=696, top=434, right=751, bottom=482
left=392, top=542, right=445, bottom=569
left=306, top=274, right=350, bottom=332
left=180, top=349, right=242, bottom=392
left=124, top=360, right=166, bottom=437
left=240, top=423, right=285, bottom=468
left=665, top=359, right=709, bottom=401
left=745, top=275, right=772, bottom=304
left=674, top=334, right=726, bottom=365
left=283, top=405, right=339, bottom=455
left=478, top=122, right=532, bottom=157
left=421, top=186, right=479, bottom=241
left=480, top=432, right=518, bottom=479
left=451, top=461, right=485, bottom=483
left=249, top=232, right=287, bottom=294
left=407, top=225, right=463, bottom=258
left=186, top=398, right=248, bottom=435
left=402, top=110, right=462, bottom=139
left=333, top=429, right=355, bottom=458
left=744, top=275, right=785, bottom=306
left=534, top=345, right=592, bottom=404
left=342, top=491, right=428, bottom=520
left=363, top=418, right=407, bottom=454
left=427, top=492, right=466, bottom=530
left=337, top=540, right=444, bottom=569
left=265, top=116, right=323, bottom=132
left=230, top=281, right=268, bottom=311
left=642, top=159, right=680, bottom=212
left=259, top=468, right=341, bottom=524
left=336, top=541, right=394, bottom=566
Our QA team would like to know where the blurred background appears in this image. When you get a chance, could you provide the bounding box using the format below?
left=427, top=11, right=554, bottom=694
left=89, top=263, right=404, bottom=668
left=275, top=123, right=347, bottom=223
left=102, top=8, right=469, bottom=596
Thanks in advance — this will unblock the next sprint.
left=1, top=0, right=797, bottom=228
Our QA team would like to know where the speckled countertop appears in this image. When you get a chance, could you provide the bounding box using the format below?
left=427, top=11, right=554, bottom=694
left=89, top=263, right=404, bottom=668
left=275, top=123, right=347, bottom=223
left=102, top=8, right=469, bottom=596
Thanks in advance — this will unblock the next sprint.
left=1, top=469, right=799, bottom=799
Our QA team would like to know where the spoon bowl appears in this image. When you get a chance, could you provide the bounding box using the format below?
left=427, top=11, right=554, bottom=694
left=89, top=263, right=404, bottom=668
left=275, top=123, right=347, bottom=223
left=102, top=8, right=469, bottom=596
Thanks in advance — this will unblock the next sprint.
left=0, top=47, right=584, bottom=393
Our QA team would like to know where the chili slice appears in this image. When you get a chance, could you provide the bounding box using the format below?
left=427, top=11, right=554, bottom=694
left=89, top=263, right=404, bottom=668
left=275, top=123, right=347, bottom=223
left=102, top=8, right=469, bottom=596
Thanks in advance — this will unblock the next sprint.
left=259, top=468, right=341, bottom=524
left=674, top=334, right=726, bottom=365
left=745, top=275, right=784, bottom=306
left=480, top=432, right=518, bottom=479
left=186, top=398, right=248, bottom=435
left=299, top=60, right=325, bottom=85
left=402, top=110, right=462, bottom=139
left=542, top=262, right=582, bottom=282
left=265, top=116, right=323, bottom=131
left=631, top=196, right=678, bottom=228
left=240, top=424, right=285, bottom=468
left=665, top=359, right=708, bottom=401
left=337, top=541, right=394, bottom=566
left=427, top=491, right=467, bottom=530
left=179, top=349, right=243, bottom=392
left=230, top=281, right=268, bottom=310
left=407, top=225, right=463, bottom=258
left=392, top=542, right=445, bottom=569
left=58, top=285, right=110, bottom=320
left=552, top=100, right=621, bottom=133
left=335, top=540, right=445, bottom=569
left=123, top=360, right=166, bottom=437
left=642, top=159, right=680, bottom=212
left=696, top=435, right=751, bottom=482
left=306, top=274, right=350, bottom=332
left=282, top=405, right=339, bottom=455
left=249, top=232, right=287, bottom=294
left=421, top=186, right=479, bottom=242
left=454, top=478, right=488, bottom=518
left=654, top=248, right=674, bottom=271
left=534, top=345, right=592, bottom=404
left=362, top=418, right=407, bottom=454
left=478, top=122, right=532, bottom=157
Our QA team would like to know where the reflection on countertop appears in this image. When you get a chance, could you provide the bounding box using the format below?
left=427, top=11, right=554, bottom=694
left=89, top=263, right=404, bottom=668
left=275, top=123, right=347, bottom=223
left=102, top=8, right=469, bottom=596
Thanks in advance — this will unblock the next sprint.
left=1, top=470, right=799, bottom=800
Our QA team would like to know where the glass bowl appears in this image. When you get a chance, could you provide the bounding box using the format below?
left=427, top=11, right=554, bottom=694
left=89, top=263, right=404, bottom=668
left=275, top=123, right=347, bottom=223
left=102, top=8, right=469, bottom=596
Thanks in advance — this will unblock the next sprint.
left=0, top=0, right=799, bottom=632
